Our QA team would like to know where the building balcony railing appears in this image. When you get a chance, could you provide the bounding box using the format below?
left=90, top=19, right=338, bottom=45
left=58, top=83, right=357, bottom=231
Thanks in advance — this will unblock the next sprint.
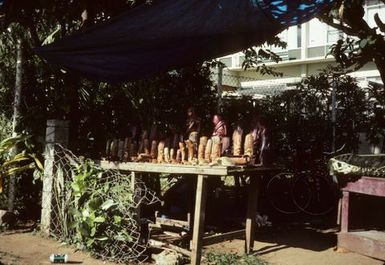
left=219, top=45, right=331, bottom=69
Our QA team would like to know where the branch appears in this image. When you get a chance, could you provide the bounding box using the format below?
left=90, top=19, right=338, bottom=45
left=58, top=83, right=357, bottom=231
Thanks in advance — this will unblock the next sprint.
left=342, top=2, right=372, bottom=33
left=374, top=13, right=385, bottom=33
left=318, top=14, right=359, bottom=36
left=27, top=23, right=41, bottom=47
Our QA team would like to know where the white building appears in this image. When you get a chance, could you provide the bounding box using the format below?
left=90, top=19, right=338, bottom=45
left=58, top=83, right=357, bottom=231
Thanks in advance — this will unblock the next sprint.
left=217, top=0, right=385, bottom=97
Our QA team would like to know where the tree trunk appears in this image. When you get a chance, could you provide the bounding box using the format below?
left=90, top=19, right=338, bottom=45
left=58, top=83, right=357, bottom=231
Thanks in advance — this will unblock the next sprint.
left=8, top=40, right=23, bottom=212
left=374, top=55, right=385, bottom=88
left=67, top=75, right=80, bottom=152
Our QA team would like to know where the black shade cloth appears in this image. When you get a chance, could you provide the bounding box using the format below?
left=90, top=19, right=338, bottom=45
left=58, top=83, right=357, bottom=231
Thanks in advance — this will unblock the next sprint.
left=36, top=0, right=332, bottom=82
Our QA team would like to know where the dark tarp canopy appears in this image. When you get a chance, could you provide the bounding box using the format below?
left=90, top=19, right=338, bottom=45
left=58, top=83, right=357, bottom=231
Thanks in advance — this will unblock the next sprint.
left=36, top=0, right=333, bottom=82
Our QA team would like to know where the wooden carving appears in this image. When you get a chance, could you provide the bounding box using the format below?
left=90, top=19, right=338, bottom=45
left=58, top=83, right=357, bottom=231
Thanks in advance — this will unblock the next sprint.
left=185, top=140, right=194, bottom=162
left=130, top=142, right=137, bottom=158
left=138, top=130, right=148, bottom=153
left=110, top=139, right=119, bottom=160
left=149, top=124, right=157, bottom=141
left=157, top=141, right=165, bottom=163
left=204, top=139, right=213, bottom=162
left=105, top=139, right=111, bottom=158
left=151, top=140, right=158, bottom=159
left=244, top=133, right=254, bottom=157
left=179, top=142, right=186, bottom=163
left=221, top=137, right=230, bottom=155
left=211, top=136, right=221, bottom=161
left=198, top=136, right=208, bottom=163
left=164, top=147, right=170, bottom=163
left=170, top=148, right=176, bottom=163
left=118, top=140, right=125, bottom=160
left=232, top=127, right=243, bottom=156
left=176, top=149, right=182, bottom=163
left=143, top=139, right=150, bottom=155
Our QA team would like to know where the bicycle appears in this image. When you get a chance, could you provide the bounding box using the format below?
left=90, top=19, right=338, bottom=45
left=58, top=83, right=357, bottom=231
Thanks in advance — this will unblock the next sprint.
left=266, top=145, right=344, bottom=216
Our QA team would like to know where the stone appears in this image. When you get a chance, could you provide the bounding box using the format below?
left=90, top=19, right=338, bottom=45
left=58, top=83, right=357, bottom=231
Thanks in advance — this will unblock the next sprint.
left=152, top=249, right=183, bottom=265
left=0, top=210, right=16, bottom=227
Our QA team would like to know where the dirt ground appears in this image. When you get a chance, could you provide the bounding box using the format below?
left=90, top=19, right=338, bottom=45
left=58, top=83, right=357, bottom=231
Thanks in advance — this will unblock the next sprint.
left=206, top=226, right=385, bottom=265
left=0, top=226, right=384, bottom=265
left=0, top=227, right=120, bottom=265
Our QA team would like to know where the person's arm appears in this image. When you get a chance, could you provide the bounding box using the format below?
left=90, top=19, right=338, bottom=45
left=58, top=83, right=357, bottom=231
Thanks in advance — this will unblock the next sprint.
left=223, top=124, right=227, bottom=137
left=260, top=129, right=267, bottom=151
left=215, top=124, right=227, bottom=138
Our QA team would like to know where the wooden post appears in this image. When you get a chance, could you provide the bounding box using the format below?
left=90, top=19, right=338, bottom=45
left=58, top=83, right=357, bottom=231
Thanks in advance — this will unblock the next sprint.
left=40, top=120, right=69, bottom=235
left=341, top=191, right=350, bottom=233
left=191, top=175, right=208, bottom=265
left=337, top=197, right=342, bottom=226
left=245, top=176, right=260, bottom=254
left=131, top=171, right=136, bottom=192
left=217, top=64, right=223, bottom=112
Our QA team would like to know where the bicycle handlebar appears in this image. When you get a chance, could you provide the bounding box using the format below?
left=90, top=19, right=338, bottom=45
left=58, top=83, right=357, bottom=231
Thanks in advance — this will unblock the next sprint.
left=322, top=144, right=346, bottom=156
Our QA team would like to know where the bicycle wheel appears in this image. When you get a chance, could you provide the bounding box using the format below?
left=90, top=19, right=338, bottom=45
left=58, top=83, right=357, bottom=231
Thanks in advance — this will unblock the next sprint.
left=290, top=172, right=312, bottom=212
left=292, top=173, right=338, bottom=216
left=267, top=172, right=305, bottom=214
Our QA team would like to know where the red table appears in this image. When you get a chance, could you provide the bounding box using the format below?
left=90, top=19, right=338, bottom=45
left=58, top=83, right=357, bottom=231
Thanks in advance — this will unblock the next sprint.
left=339, top=176, right=385, bottom=260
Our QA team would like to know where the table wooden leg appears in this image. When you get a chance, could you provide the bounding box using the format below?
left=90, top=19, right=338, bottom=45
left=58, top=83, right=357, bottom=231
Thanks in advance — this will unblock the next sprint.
left=245, top=176, right=260, bottom=254
left=341, top=191, right=350, bottom=233
left=191, top=175, right=208, bottom=265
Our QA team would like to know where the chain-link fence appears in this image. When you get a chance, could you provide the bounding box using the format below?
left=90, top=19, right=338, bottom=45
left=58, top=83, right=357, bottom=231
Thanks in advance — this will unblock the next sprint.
left=213, top=68, right=301, bottom=100
left=47, top=144, right=159, bottom=263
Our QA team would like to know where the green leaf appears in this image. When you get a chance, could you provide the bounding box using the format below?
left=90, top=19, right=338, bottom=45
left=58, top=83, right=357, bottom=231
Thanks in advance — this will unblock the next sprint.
left=79, top=223, right=90, bottom=237
left=103, top=183, right=110, bottom=193
left=82, top=209, right=90, bottom=218
left=95, top=237, right=108, bottom=241
left=94, top=216, right=106, bottom=223
left=90, top=227, right=96, bottom=237
left=88, top=198, right=102, bottom=210
left=29, top=154, right=44, bottom=171
left=2, top=154, right=30, bottom=167
left=113, top=234, right=126, bottom=241
left=71, top=182, right=80, bottom=193
left=42, top=25, right=62, bottom=45
left=86, top=238, right=95, bottom=247
left=6, top=163, right=35, bottom=175
left=101, top=199, right=116, bottom=210
left=359, top=38, right=368, bottom=48
left=113, top=215, right=122, bottom=224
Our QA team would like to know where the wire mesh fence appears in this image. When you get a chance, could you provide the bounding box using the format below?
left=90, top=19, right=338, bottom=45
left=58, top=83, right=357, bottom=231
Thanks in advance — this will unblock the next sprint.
left=47, top=144, right=159, bottom=263
left=212, top=66, right=302, bottom=99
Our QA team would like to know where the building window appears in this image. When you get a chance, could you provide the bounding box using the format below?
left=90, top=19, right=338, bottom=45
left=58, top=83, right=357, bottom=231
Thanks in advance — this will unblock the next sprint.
left=327, top=26, right=341, bottom=44
left=367, top=0, right=382, bottom=6
left=297, top=25, right=302, bottom=48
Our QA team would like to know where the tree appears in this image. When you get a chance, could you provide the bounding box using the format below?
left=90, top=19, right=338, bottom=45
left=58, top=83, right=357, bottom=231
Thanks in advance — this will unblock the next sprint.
left=242, top=36, right=288, bottom=77
left=318, top=0, right=385, bottom=84
left=256, top=69, right=370, bottom=161
left=0, top=1, right=214, bottom=219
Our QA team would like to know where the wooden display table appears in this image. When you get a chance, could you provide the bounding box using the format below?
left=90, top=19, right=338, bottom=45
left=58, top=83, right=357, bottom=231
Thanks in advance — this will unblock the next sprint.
left=98, top=161, right=280, bottom=265
left=339, top=176, right=385, bottom=261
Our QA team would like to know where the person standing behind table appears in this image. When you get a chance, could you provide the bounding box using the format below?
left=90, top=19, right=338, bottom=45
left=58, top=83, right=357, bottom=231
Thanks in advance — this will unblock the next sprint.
left=211, top=114, right=230, bottom=156
left=185, top=107, right=201, bottom=144
left=212, top=114, right=227, bottom=139
left=254, top=116, right=272, bottom=166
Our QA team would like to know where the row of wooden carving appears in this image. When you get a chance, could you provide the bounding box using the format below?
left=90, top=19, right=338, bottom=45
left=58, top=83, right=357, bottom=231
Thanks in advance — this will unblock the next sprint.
left=104, top=129, right=256, bottom=164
